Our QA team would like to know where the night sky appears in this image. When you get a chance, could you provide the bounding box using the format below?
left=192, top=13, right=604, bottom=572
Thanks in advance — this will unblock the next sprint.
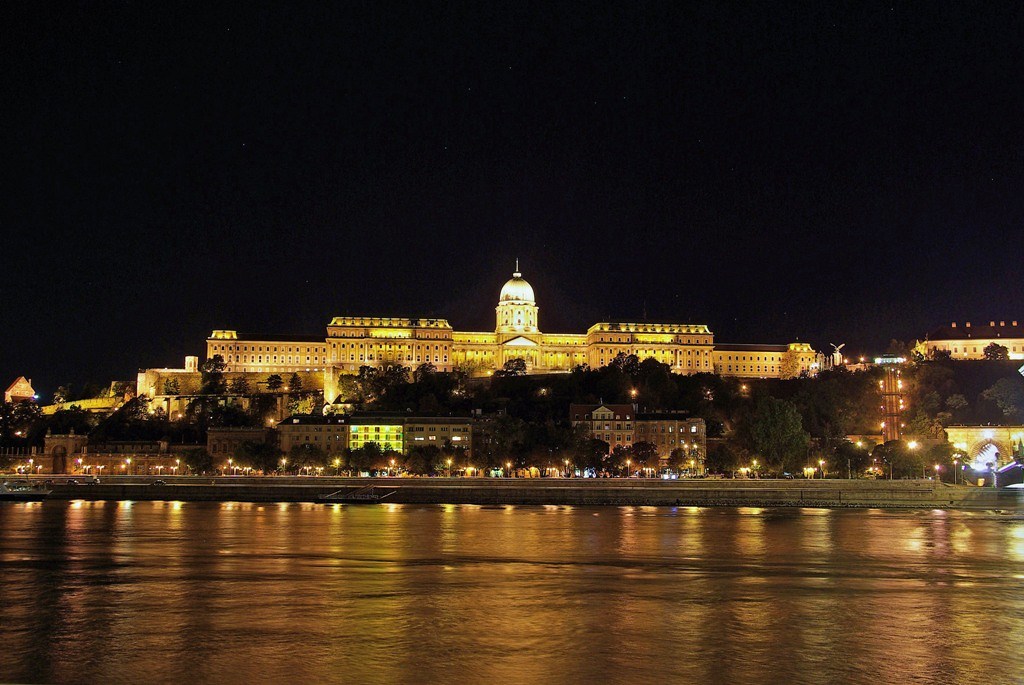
left=6, top=3, right=1023, bottom=397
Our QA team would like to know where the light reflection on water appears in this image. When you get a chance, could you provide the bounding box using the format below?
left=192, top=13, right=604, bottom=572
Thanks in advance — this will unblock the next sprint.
left=1, top=502, right=1022, bottom=684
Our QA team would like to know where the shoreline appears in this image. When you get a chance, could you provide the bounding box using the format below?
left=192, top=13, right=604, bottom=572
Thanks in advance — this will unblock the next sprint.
left=9, top=476, right=1022, bottom=510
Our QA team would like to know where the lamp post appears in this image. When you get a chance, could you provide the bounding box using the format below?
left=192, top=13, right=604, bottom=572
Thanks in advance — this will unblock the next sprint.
left=818, top=459, right=825, bottom=479
left=506, top=461, right=513, bottom=478
left=447, top=458, right=453, bottom=478
left=564, top=458, right=570, bottom=478
left=625, top=459, right=631, bottom=478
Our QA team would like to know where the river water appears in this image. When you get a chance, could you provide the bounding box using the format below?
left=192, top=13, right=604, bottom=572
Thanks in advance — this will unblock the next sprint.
left=1, top=501, right=1022, bottom=684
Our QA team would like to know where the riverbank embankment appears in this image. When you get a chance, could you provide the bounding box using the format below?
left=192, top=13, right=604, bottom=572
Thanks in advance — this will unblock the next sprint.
left=18, top=476, right=1023, bottom=509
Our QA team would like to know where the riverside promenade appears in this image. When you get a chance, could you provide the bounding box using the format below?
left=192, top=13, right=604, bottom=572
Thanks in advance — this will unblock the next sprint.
left=23, top=476, right=1024, bottom=510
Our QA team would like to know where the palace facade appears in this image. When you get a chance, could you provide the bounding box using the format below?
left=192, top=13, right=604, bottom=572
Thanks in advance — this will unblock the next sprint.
left=918, top=321, right=1024, bottom=360
left=187, top=265, right=817, bottom=404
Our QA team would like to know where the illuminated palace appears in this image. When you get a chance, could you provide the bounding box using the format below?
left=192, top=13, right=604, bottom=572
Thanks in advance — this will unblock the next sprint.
left=196, top=265, right=816, bottom=403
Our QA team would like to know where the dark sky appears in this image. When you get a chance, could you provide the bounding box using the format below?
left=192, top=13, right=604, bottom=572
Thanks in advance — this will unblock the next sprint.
left=5, top=3, right=1023, bottom=397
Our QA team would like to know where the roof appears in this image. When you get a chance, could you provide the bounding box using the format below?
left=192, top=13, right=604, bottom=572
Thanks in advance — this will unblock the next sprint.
left=926, top=321, right=1023, bottom=341
left=6, top=376, right=33, bottom=393
left=570, top=403, right=636, bottom=418
left=210, top=332, right=324, bottom=343
left=713, top=343, right=790, bottom=352
left=635, top=411, right=697, bottom=421
left=280, top=413, right=474, bottom=426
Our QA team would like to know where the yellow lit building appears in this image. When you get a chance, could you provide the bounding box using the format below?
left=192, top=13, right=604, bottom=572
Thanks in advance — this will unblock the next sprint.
left=186, top=264, right=817, bottom=404
left=919, top=321, right=1024, bottom=360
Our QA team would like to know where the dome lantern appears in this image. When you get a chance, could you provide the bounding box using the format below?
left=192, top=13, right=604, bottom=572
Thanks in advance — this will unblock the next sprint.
left=499, top=260, right=535, bottom=304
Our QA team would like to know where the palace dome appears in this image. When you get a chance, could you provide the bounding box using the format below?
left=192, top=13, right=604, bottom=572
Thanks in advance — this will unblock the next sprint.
left=499, top=269, right=535, bottom=304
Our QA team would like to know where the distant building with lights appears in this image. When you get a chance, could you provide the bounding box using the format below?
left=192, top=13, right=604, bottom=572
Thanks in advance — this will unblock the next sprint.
left=919, top=320, right=1024, bottom=360
left=5, top=377, right=36, bottom=403
left=276, top=414, right=473, bottom=457
left=569, top=403, right=707, bottom=471
left=139, top=264, right=817, bottom=404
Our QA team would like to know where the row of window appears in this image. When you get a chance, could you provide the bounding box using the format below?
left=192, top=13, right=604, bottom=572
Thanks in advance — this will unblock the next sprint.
left=228, top=355, right=322, bottom=364
left=212, top=344, right=325, bottom=354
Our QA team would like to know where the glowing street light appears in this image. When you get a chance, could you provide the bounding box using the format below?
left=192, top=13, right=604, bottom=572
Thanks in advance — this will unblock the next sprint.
left=506, top=461, right=512, bottom=478
left=625, top=458, right=632, bottom=477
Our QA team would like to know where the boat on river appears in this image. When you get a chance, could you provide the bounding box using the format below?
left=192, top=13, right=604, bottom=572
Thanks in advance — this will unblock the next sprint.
left=0, top=482, right=51, bottom=501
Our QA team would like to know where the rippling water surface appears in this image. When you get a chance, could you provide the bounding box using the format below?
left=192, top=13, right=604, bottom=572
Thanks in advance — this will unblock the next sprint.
left=1, top=501, right=1022, bottom=684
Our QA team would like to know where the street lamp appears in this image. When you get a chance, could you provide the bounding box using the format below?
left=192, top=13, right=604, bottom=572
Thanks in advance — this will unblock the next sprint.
left=564, top=458, right=570, bottom=478
left=280, top=457, right=287, bottom=475
left=934, top=464, right=941, bottom=481
left=390, top=458, right=396, bottom=476
left=333, top=458, right=341, bottom=476
left=447, top=458, right=453, bottom=478
left=625, top=458, right=632, bottom=477
left=818, top=459, right=825, bottom=479
left=506, top=461, right=512, bottom=478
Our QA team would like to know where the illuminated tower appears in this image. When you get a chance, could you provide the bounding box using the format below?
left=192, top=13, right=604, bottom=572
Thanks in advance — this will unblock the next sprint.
left=495, top=260, right=538, bottom=335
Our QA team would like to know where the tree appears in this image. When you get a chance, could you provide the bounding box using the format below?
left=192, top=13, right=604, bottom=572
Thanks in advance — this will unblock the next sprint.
left=347, top=442, right=383, bottom=473
left=289, top=443, right=326, bottom=468
left=0, top=400, right=43, bottom=443
left=945, top=394, right=968, bottom=412
left=611, top=445, right=633, bottom=474
left=982, top=378, right=1024, bottom=420
left=631, top=441, right=659, bottom=470
left=609, top=352, right=640, bottom=376
left=163, top=378, right=181, bottom=395
left=183, top=448, right=213, bottom=475
left=229, top=376, right=250, bottom=394
left=201, top=355, right=227, bottom=394
left=289, top=372, right=303, bottom=393
left=494, top=358, right=527, bottom=377
left=413, top=362, right=437, bottom=383
left=46, top=406, right=93, bottom=436
left=740, top=396, right=810, bottom=473
left=266, top=374, right=284, bottom=392
left=984, top=342, right=1010, bottom=361
left=237, top=440, right=281, bottom=473
left=779, top=350, right=801, bottom=379
left=872, top=441, right=924, bottom=479
left=573, top=438, right=610, bottom=473
left=356, top=364, right=410, bottom=403
left=833, top=440, right=873, bottom=478
left=886, top=339, right=911, bottom=357
left=405, top=445, right=442, bottom=474
left=53, top=385, right=70, bottom=404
